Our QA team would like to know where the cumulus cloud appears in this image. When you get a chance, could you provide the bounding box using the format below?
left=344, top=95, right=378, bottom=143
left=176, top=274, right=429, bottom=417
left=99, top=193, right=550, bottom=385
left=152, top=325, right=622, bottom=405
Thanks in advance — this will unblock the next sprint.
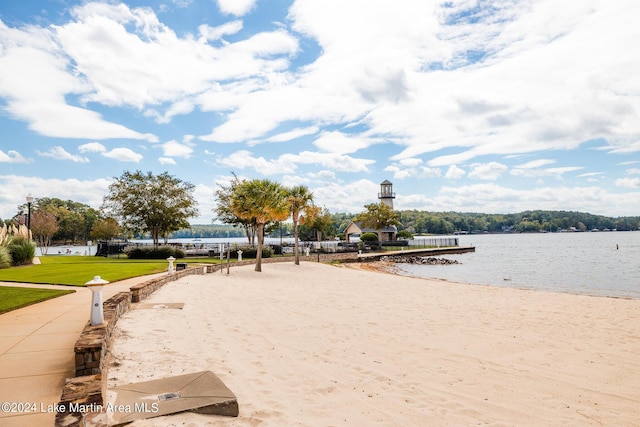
left=445, top=165, right=466, bottom=179
left=102, top=148, right=143, bottom=162
left=78, top=142, right=107, bottom=153
left=216, top=0, right=256, bottom=16
left=469, top=162, right=509, bottom=181
left=0, top=175, right=111, bottom=220
left=77, top=142, right=143, bottom=162
left=161, top=140, right=194, bottom=159
left=616, top=177, right=640, bottom=188
left=159, top=157, right=177, bottom=165
left=198, top=20, right=243, bottom=42
left=0, top=150, right=30, bottom=163
left=37, top=146, right=89, bottom=163
left=217, top=149, right=374, bottom=175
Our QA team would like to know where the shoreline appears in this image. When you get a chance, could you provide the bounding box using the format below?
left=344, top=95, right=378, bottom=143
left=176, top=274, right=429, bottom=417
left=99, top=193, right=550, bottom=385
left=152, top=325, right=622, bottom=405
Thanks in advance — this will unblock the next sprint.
left=104, top=261, right=640, bottom=426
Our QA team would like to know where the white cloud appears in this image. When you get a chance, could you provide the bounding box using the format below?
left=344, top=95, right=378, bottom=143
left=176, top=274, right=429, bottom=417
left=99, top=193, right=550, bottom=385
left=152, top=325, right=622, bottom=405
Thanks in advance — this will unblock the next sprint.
left=37, top=146, right=89, bottom=163
left=264, top=126, right=319, bottom=143
left=159, top=157, right=177, bottom=165
left=0, top=175, right=111, bottom=220
left=445, top=165, right=466, bottom=179
left=216, top=0, right=256, bottom=17
left=198, top=20, right=243, bottom=41
left=77, top=142, right=143, bottom=162
left=218, top=150, right=297, bottom=175
left=312, top=131, right=378, bottom=155
left=469, top=162, right=509, bottom=181
left=102, top=148, right=143, bottom=162
left=78, top=142, right=107, bottom=153
left=0, top=150, right=30, bottom=163
left=217, top=149, right=374, bottom=175
left=161, top=140, right=193, bottom=159
left=384, top=162, right=441, bottom=180
left=514, top=159, right=556, bottom=169
left=616, top=177, right=640, bottom=189
left=311, top=179, right=380, bottom=214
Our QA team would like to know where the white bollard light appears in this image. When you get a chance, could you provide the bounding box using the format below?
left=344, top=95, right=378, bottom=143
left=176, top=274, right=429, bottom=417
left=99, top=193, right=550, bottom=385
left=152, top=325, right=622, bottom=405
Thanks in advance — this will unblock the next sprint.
left=167, top=256, right=176, bottom=274
left=237, top=250, right=243, bottom=262
left=86, top=276, right=109, bottom=326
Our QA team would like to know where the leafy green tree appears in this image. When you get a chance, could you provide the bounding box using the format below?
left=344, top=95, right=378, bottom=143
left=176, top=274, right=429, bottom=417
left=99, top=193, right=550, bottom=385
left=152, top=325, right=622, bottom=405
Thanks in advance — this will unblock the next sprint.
left=230, top=179, right=289, bottom=272
left=302, top=207, right=335, bottom=242
left=214, top=173, right=258, bottom=244
left=355, top=203, right=401, bottom=248
left=90, top=218, right=122, bottom=241
left=102, top=171, right=199, bottom=245
left=287, top=185, right=314, bottom=265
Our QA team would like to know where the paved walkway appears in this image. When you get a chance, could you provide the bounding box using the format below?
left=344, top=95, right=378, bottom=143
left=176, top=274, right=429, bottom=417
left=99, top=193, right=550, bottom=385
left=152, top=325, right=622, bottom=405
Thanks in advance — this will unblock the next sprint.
left=0, top=274, right=165, bottom=426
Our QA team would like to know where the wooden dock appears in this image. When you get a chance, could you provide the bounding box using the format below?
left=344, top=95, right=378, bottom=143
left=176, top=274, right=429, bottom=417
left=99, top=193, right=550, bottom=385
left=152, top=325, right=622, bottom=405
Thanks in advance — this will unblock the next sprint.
left=357, top=245, right=475, bottom=262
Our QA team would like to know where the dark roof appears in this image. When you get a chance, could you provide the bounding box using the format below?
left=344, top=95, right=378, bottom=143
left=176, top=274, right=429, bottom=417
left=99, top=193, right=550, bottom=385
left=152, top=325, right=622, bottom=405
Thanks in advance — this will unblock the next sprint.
left=343, top=221, right=397, bottom=234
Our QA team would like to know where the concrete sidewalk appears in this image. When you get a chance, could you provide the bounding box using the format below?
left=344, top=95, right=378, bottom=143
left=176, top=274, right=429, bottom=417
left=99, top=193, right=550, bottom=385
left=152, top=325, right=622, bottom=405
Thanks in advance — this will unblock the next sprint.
left=0, top=274, right=165, bottom=426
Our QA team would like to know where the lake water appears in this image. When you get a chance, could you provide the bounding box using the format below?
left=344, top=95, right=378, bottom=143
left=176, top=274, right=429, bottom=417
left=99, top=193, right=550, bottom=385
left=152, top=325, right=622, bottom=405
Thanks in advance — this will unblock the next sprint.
left=395, top=232, right=640, bottom=299
left=39, top=232, right=640, bottom=298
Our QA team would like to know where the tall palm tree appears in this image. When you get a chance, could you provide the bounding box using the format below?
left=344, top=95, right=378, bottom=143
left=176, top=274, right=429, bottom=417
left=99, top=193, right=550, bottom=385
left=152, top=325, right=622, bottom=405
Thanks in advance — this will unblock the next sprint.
left=230, top=179, right=289, bottom=272
left=287, top=185, right=314, bottom=265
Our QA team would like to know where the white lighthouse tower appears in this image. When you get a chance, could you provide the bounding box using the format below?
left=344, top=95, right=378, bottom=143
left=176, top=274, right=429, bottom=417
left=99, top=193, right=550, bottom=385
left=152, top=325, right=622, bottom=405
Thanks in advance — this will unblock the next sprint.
left=378, top=180, right=395, bottom=209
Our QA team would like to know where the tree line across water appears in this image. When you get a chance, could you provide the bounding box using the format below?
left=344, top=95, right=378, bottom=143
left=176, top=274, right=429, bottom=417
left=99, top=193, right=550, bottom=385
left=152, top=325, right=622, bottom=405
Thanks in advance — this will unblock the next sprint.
left=4, top=170, right=639, bottom=249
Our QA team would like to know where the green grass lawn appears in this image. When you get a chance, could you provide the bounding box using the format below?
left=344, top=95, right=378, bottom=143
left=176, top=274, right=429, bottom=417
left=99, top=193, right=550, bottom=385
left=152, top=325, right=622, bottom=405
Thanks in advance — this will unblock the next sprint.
left=0, top=256, right=174, bottom=286
left=0, top=286, right=75, bottom=314
left=0, top=255, right=234, bottom=313
left=0, top=255, right=235, bottom=286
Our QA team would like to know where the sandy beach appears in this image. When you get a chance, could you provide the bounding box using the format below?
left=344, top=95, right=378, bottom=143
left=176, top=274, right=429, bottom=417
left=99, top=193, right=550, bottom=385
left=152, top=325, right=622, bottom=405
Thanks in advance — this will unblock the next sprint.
left=106, top=262, right=640, bottom=426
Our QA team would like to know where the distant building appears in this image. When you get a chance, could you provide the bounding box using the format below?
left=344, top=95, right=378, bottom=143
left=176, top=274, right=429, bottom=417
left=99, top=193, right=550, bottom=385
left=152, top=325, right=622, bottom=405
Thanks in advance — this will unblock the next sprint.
left=343, top=180, right=398, bottom=243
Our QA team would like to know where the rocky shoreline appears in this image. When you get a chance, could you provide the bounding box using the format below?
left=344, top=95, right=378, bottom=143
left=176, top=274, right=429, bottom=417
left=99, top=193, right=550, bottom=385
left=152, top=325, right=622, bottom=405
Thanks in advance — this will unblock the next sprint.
left=379, top=256, right=460, bottom=265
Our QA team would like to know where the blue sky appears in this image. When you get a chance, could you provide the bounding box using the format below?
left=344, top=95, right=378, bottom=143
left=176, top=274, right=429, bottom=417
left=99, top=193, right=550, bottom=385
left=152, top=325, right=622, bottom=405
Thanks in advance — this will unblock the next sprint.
left=1, top=0, right=639, bottom=224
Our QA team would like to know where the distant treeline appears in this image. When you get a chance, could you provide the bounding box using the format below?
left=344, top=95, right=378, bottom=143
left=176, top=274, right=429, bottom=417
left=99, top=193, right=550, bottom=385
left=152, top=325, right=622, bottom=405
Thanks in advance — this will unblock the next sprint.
left=175, top=210, right=640, bottom=239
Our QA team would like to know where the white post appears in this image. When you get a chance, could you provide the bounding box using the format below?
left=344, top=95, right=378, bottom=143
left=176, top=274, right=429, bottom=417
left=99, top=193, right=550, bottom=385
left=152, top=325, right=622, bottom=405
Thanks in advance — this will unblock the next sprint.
left=237, top=250, right=243, bottom=262
left=167, top=256, right=176, bottom=274
left=86, top=276, right=109, bottom=326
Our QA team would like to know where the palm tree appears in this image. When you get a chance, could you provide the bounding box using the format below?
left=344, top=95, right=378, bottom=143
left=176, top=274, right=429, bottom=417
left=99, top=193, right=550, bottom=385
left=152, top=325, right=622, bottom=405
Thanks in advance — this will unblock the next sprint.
left=230, top=179, right=289, bottom=272
left=287, top=185, right=315, bottom=265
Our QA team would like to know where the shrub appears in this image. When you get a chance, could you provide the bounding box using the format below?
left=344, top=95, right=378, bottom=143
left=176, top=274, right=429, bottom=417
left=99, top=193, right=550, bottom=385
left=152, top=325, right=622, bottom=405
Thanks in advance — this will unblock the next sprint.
left=229, top=245, right=272, bottom=259
left=0, top=247, right=11, bottom=269
left=124, top=245, right=185, bottom=259
left=7, top=236, right=36, bottom=266
left=397, top=230, right=413, bottom=239
left=359, top=232, right=378, bottom=242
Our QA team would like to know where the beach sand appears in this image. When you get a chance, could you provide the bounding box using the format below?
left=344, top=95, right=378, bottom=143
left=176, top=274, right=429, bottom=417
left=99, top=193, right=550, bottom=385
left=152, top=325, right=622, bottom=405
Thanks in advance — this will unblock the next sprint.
left=106, top=262, right=640, bottom=426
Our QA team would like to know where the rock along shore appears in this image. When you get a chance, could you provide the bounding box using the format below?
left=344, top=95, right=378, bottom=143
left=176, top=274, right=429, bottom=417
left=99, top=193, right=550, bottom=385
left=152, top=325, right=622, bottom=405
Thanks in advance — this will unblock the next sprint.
left=378, top=255, right=460, bottom=265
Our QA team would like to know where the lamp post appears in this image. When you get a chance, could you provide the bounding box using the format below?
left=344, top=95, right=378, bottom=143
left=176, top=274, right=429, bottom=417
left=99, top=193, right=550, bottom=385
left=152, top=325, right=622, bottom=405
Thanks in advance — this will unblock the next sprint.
left=26, top=194, right=33, bottom=231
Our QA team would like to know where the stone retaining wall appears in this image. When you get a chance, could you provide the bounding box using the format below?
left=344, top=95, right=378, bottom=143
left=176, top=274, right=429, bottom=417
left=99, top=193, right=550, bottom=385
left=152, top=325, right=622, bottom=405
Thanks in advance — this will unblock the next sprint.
left=73, top=291, right=130, bottom=377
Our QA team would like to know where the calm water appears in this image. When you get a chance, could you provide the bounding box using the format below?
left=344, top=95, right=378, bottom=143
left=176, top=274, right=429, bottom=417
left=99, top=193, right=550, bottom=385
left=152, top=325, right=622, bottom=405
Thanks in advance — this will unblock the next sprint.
left=396, top=232, right=640, bottom=299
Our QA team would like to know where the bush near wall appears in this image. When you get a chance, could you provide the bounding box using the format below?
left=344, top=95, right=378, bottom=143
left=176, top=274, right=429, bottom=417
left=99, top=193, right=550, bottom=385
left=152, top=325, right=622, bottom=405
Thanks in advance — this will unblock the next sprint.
left=124, top=245, right=185, bottom=259
left=359, top=232, right=379, bottom=242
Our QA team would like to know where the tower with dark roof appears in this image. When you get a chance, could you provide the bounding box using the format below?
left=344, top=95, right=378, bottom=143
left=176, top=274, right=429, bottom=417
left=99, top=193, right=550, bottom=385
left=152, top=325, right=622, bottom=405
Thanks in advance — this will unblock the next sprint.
left=378, top=180, right=395, bottom=209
